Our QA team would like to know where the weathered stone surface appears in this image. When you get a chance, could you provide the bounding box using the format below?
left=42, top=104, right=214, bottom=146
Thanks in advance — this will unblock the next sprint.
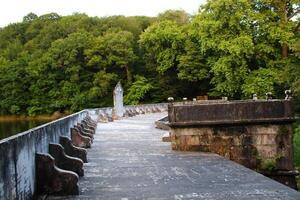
left=97, top=114, right=109, bottom=123
left=0, top=110, right=88, bottom=200
left=170, top=125, right=295, bottom=170
left=169, top=100, right=295, bottom=126
left=168, top=100, right=298, bottom=189
left=77, top=123, right=94, bottom=136
left=49, top=143, right=84, bottom=177
left=74, top=125, right=93, bottom=141
left=82, top=120, right=96, bottom=133
left=162, top=133, right=171, bottom=142
left=132, top=109, right=139, bottom=115
left=85, top=115, right=97, bottom=127
left=123, top=110, right=131, bottom=118
left=48, top=113, right=300, bottom=200
left=0, top=104, right=167, bottom=200
left=36, top=153, right=79, bottom=195
left=261, top=170, right=299, bottom=190
left=107, top=116, right=114, bottom=122
left=155, top=116, right=170, bottom=131
left=71, top=127, right=91, bottom=148
left=59, top=136, right=88, bottom=163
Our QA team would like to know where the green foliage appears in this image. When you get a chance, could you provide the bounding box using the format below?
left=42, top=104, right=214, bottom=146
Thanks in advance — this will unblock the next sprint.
left=157, top=10, right=190, bottom=25
left=188, top=0, right=299, bottom=98
left=0, top=3, right=299, bottom=115
left=242, top=68, right=279, bottom=98
left=124, top=76, right=153, bottom=105
left=260, top=158, right=277, bottom=171
left=294, top=124, right=300, bottom=167
left=139, top=20, right=185, bottom=74
left=177, top=38, right=209, bottom=81
left=0, top=13, right=155, bottom=115
left=86, top=30, right=136, bottom=84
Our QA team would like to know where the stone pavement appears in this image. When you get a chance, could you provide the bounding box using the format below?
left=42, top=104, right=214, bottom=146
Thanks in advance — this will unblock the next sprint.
left=48, top=113, right=300, bottom=200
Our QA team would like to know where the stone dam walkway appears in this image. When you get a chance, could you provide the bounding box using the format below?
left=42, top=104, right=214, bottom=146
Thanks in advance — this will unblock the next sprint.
left=49, top=113, right=300, bottom=200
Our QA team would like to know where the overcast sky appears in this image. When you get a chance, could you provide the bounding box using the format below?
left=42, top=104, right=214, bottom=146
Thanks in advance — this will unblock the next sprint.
left=0, top=0, right=206, bottom=27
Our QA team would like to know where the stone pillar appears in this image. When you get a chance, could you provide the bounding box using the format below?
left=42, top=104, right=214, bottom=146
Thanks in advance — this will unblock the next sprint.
left=112, top=81, right=124, bottom=120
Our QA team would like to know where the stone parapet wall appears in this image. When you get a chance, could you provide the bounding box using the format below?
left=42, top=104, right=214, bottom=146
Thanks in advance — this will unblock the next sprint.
left=0, top=103, right=167, bottom=200
left=169, top=100, right=295, bottom=125
left=170, top=124, right=294, bottom=171
left=168, top=99, right=298, bottom=189
left=92, top=103, right=168, bottom=122
left=0, top=110, right=88, bottom=200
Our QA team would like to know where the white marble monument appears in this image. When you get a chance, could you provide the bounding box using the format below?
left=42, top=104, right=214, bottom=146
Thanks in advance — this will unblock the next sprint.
left=112, top=81, right=124, bottom=119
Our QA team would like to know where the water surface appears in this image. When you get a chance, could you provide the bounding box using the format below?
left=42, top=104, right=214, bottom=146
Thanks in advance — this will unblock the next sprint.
left=0, top=119, right=51, bottom=140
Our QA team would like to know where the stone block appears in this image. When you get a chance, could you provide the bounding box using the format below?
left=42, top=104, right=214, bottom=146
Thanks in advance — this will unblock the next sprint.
left=49, top=143, right=84, bottom=177
left=125, top=109, right=134, bottom=117
left=77, top=123, right=94, bottom=136
left=256, top=145, right=278, bottom=159
left=168, top=100, right=294, bottom=124
left=83, top=117, right=97, bottom=127
left=71, top=127, right=92, bottom=148
left=97, top=114, right=109, bottom=123
left=36, top=153, right=79, bottom=195
left=162, top=133, right=171, bottom=142
left=155, top=107, right=161, bottom=113
left=75, top=125, right=93, bottom=141
left=123, top=110, right=130, bottom=118
left=85, top=116, right=97, bottom=127
left=107, top=115, right=114, bottom=122
left=82, top=119, right=97, bottom=132
left=59, top=136, right=88, bottom=163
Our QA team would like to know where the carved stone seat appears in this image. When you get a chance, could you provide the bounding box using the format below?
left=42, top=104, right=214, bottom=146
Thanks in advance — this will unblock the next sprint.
left=49, top=143, right=84, bottom=177
left=59, top=136, right=88, bottom=163
left=71, top=127, right=92, bottom=148
left=36, top=153, right=79, bottom=195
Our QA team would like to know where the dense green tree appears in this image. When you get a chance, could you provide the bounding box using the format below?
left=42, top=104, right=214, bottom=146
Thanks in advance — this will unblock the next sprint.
left=0, top=5, right=299, bottom=114
left=23, top=12, right=38, bottom=23
left=157, top=10, right=190, bottom=25
left=86, top=30, right=136, bottom=84
left=139, top=20, right=185, bottom=74
left=124, top=75, right=153, bottom=104
left=0, top=13, right=156, bottom=115
left=189, top=0, right=299, bottom=98
left=0, top=53, right=30, bottom=114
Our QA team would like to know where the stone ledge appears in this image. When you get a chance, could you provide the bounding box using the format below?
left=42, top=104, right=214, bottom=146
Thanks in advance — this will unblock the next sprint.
left=168, top=100, right=295, bottom=124
left=169, top=117, right=298, bottom=127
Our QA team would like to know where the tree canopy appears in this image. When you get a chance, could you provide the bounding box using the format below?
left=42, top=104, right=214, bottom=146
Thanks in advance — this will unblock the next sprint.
left=0, top=0, right=299, bottom=116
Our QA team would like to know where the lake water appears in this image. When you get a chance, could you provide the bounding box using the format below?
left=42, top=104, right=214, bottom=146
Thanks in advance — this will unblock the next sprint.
left=0, top=119, right=51, bottom=140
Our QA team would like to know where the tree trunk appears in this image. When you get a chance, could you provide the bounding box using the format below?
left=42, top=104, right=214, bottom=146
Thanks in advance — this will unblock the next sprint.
left=280, top=0, right=289, bottom=59
left=282, top=44, right=288, bottom=58
left=125, top=65, right=132, bottom=85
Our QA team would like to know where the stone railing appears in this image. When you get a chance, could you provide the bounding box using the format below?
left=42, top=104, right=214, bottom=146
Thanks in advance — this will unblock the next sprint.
left=0, top=103, right=167, bottom=200
left=93, top=103, right=168, bottom=122
left=168, top=99, right=299, bottom=189
left=0, top=110, right=89, bottom=200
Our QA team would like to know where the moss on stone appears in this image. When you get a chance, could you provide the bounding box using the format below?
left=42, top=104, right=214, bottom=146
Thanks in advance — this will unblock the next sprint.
left=260, top=159, right=277, bottom=171
left=279, top=125, right=289, bottom=135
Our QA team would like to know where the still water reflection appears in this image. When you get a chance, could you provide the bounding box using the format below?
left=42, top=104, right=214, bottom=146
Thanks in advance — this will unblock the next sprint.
left=0, top=119, right=51, bottom=140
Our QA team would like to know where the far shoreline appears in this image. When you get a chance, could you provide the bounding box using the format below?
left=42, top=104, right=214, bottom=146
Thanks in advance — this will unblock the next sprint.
left=0, top=112, right=69, bottom=122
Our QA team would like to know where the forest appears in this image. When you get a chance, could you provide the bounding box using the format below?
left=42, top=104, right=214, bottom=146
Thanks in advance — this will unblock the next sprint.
left=0, top=0, right=299, bottom=117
